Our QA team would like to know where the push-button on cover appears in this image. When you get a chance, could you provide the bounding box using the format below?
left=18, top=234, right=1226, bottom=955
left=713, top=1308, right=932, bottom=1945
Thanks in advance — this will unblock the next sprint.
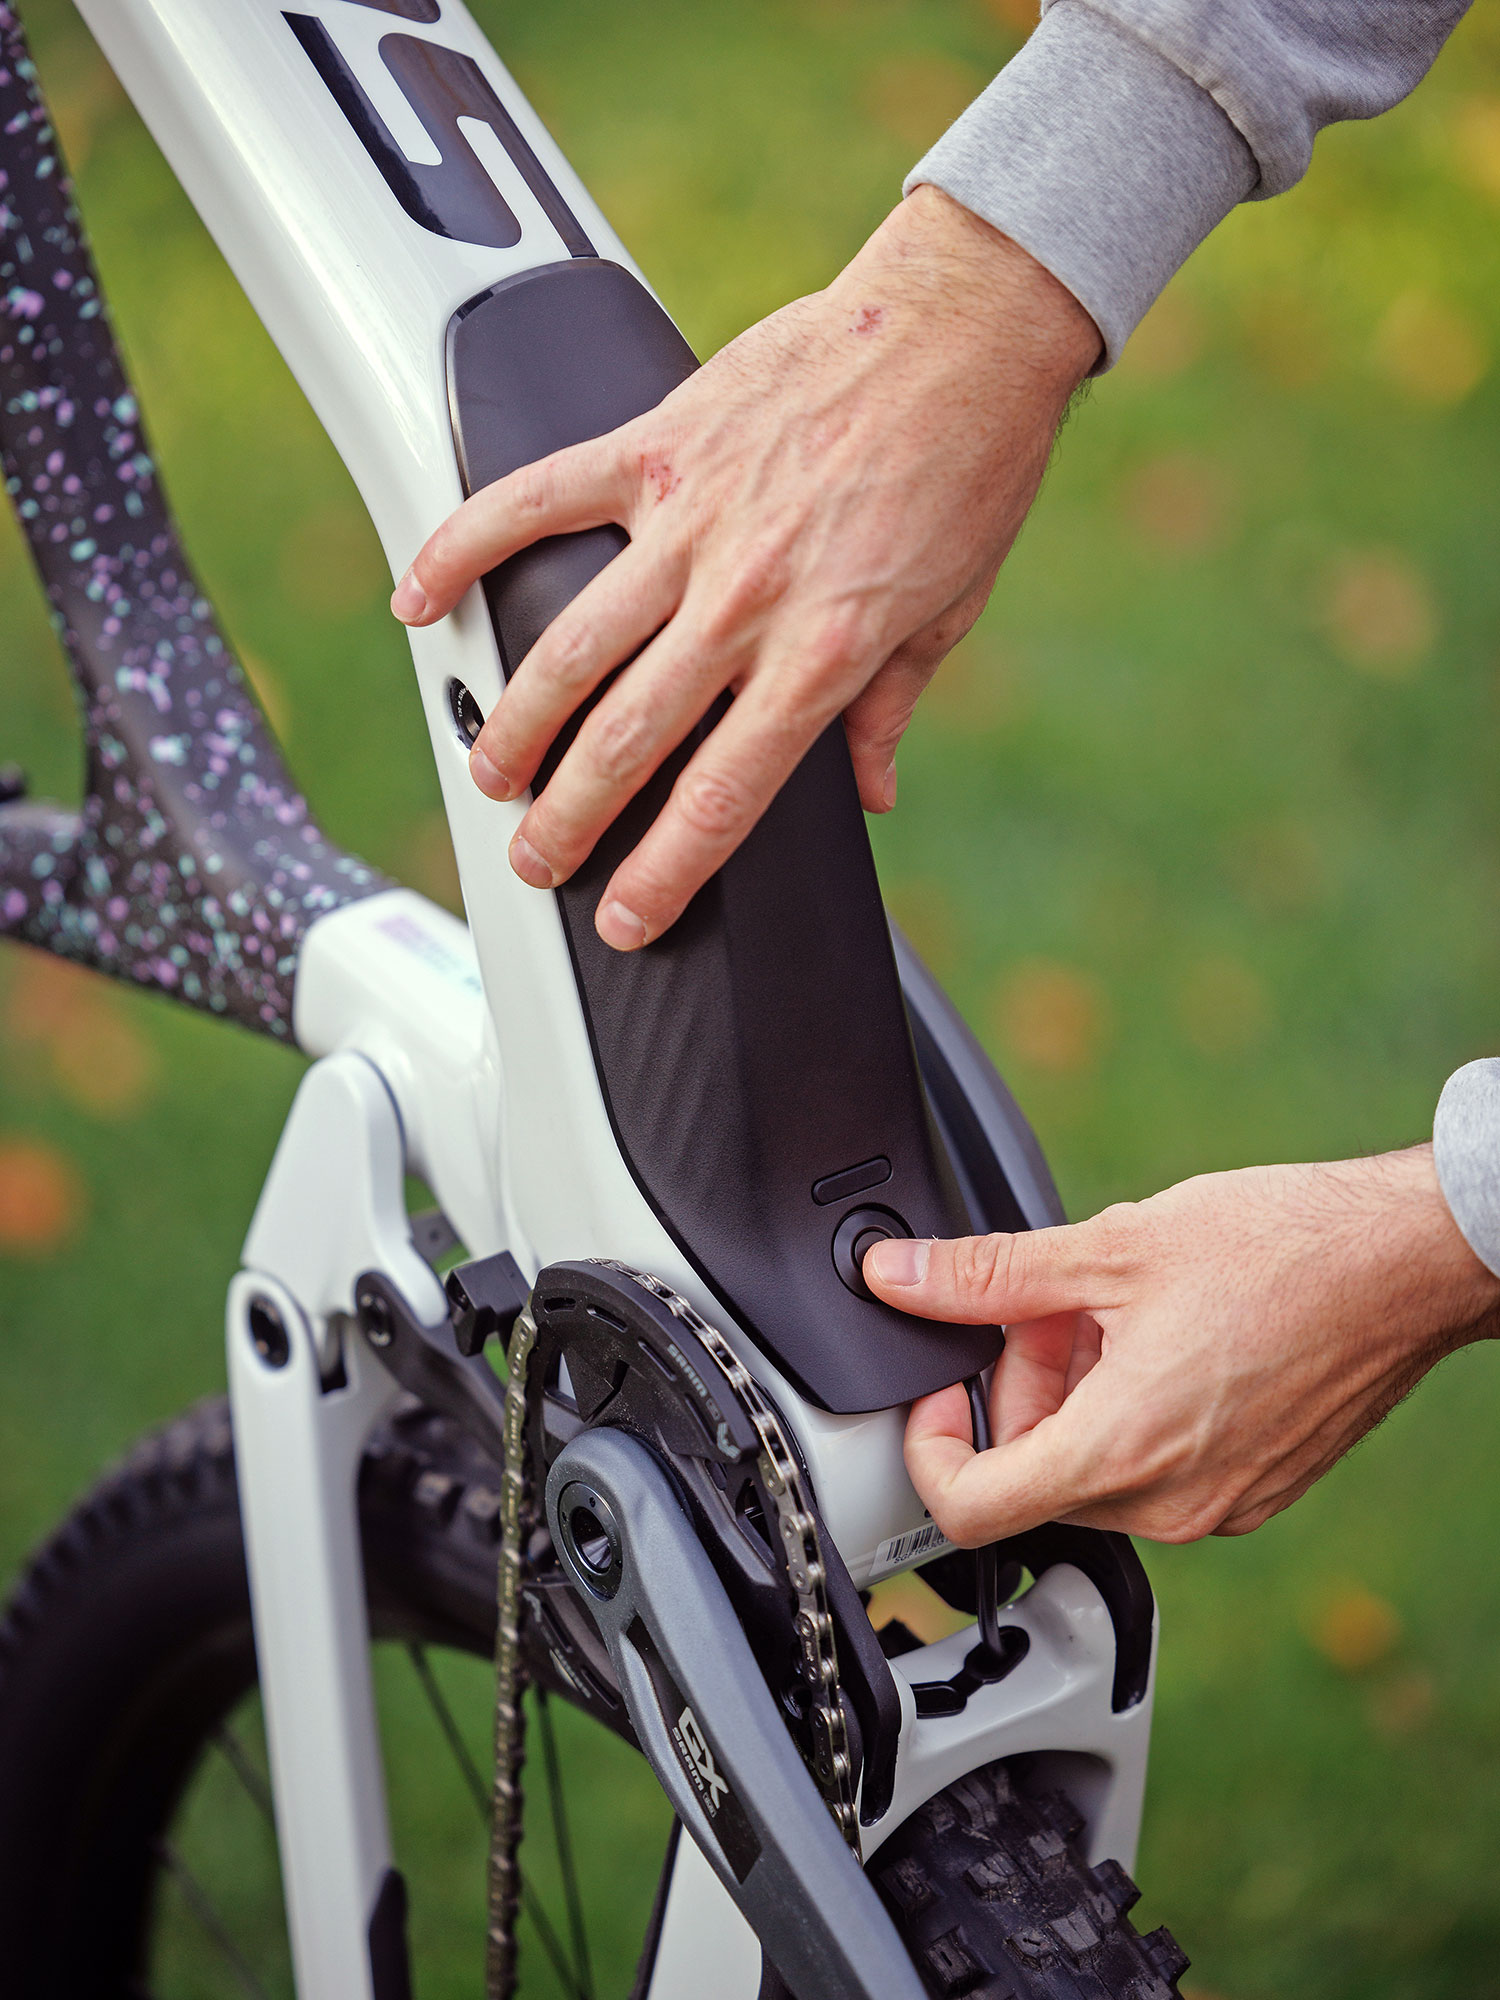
left=831, top=1207, right=910, bottom=1301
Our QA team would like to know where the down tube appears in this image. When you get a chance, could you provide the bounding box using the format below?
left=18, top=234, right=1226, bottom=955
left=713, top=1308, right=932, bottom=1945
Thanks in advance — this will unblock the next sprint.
left=72, top=0, right=673, bottom=1274
left=72, top=0, right=949, bottom=1599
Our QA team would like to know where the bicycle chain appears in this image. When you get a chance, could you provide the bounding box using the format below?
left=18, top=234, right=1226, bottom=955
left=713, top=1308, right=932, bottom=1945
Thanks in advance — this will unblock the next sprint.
left=485, top=1263, right=860, bottom=1999
left=594, top=1260, right=861, bottom=1853
left=486, top=1300, right=536, bottom=2000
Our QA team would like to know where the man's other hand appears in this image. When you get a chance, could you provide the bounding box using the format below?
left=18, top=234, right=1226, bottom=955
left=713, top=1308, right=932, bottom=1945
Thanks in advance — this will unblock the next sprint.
left=865, top=1147, right=1500, bottom=1547
left=391, top=185, right=1100, bottom=950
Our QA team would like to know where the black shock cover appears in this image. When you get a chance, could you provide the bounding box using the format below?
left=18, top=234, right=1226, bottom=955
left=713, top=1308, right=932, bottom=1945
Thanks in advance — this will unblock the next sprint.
left=448, top=259, right=1003, bottom=1412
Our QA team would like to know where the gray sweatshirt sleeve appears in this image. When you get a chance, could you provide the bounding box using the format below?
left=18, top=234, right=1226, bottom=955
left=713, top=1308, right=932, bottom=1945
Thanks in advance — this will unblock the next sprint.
left=1433, top=1060, right=1500, bottom=1278
left=905, top=0, right=1472, bottom=367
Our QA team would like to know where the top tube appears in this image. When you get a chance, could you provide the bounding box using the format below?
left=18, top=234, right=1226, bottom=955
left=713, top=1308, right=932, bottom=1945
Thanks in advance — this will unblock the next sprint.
left=0, top=2, right=383, bottom=1040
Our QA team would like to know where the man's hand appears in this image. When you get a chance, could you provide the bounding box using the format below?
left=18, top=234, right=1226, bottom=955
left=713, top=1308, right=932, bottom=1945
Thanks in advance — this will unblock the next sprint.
left=864, top=1147, right=1500, bottom=1547
left=392, top=185, right=1100, bottom=950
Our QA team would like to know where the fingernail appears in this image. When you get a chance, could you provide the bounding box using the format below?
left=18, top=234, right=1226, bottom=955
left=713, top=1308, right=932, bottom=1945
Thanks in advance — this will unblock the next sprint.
left=880, top=761, right=898, bottom=810
left=508, top=833, right=554, bottom=889
left=867, top=1237, right=929, bottom=1287
left=469, top=742, right=512, bottom=800
left=596, top=899, right=648, bottom=950
left=390, top=570, right=428, bottom=622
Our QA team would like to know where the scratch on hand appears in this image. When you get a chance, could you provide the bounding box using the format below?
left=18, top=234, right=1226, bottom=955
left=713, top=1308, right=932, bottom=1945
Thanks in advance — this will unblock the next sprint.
left=640, top=452, right=682, bottom=502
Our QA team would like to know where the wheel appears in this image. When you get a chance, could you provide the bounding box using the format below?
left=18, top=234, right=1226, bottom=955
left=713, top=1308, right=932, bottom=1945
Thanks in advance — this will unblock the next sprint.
left=872, top=1762, right=1189, bottom=2000
left=0, top=1397, right=1188, bottom=2000
left=0, top=1395, right=674, bottom=1998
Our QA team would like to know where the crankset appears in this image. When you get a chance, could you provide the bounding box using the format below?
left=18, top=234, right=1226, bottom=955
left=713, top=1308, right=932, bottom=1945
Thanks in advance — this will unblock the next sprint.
left=548, top=1423, right=923, bottom=2000
left=519, top=1261, right=897, bottom=1835
left=518, top=1261, right=923, bottom=2000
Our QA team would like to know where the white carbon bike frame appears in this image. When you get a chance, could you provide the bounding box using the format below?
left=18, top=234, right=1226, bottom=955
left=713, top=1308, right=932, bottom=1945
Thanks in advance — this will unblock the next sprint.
left=46, top=2, right=1157, bottom=1992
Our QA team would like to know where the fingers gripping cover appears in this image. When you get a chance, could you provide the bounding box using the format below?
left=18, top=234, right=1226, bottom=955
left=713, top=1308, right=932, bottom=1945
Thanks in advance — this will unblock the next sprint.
left=447, top=259, right=1004, bottom=1410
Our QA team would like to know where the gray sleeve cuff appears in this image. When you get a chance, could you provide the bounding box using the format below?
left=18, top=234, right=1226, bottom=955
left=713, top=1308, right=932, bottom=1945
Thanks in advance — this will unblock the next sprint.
left=902, top=0, right=1256, bottom=368
left=1433, top=1058, right=1500, bottom=1278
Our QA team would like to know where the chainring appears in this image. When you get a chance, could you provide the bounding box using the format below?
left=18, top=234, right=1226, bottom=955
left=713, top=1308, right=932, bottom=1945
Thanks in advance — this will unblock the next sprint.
left=520, top=1260, right=858, bottom=1840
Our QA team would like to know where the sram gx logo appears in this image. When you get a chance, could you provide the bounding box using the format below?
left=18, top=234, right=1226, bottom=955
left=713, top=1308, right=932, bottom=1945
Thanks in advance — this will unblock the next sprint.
left=675, top=1704, right=730, bottom=1814
left=284, top=0, right=594, bottom=255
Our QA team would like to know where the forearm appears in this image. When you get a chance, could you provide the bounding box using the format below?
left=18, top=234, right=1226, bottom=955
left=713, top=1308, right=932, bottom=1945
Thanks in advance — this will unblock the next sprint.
left=908, top=0, right=1473, bottom=366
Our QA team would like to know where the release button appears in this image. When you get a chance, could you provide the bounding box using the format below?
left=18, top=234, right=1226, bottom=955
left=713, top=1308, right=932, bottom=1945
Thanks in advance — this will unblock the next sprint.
left=831, top=1206, right=910, bottom=1301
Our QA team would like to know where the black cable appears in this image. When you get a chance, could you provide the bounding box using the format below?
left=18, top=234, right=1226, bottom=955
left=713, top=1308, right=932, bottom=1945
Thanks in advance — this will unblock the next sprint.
left=964, top=1374, right=1005, bottom=1667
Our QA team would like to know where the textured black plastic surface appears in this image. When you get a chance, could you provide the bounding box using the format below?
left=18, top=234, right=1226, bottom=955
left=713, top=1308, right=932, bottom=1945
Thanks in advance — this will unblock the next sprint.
left=448, top=259, right=1000, bottom=1411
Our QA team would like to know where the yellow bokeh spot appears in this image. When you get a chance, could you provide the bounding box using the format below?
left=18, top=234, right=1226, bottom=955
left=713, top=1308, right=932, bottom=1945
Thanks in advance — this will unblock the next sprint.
left=1318, top=548, right=1438, bottom=677
left=1305, top=1583, right=1402, bottom=1674
left=866, top=1571, right=972, bottom=1645
left=981, top=0, right=1040, bottom=38
left=1452, top=94, right=1500, bottom=203
left=1372, top=291, right=1489, bottom=408
left=5, top=955, right=159, bottom=1119
left=991, top=959, right=1109, bottom=1074
left=0, top=1136, right=84, bottom=1254
left=1119, top=452, right=1237, bottom=559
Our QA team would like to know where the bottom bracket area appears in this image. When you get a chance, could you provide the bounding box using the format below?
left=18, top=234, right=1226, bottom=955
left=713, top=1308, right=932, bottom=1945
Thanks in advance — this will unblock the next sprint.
left=555, top=1479, right=625, bottom=1600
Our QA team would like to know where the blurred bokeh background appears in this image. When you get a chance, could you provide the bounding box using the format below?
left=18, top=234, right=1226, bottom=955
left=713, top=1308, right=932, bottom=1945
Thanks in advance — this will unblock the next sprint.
left=2, top=0, right=1499, bottom=1994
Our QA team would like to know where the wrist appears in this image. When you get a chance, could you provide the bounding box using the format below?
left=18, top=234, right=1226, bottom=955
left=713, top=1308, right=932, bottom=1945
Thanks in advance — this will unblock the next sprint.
left=1356, top=1145, right=1500, bottom=1351
left=830, top=183, right=1102, bottom=399
left=902, top=1, right=1256, bottom=368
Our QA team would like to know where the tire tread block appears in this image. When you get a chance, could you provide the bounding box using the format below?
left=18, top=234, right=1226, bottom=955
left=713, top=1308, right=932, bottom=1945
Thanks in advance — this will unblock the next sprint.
left=873, top=1758, right=1190, bottom=2000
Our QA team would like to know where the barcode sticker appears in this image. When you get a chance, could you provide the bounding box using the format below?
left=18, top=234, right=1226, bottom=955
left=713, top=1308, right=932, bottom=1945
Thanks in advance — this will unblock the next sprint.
left=871, top=1522, right=952, bottom=1577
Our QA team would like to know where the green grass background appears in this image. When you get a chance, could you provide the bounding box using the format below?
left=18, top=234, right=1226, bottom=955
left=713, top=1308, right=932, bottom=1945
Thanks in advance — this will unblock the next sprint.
left=3, top=0, right=1500, bottom=1993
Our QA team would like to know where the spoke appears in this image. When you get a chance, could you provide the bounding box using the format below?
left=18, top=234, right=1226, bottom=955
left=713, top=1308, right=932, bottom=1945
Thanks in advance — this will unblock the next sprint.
left=407, top=1641, right=490, bottom=1822
left=520, top=1875, right=590, bottom=2000
left=213, top=1722, right=276, bottom=1830
left=536, top=1689, right=594, bottom=2000
left=404, top=1643, right=586, bottom=1999
left=155, top=1839, right=272, bottom=2000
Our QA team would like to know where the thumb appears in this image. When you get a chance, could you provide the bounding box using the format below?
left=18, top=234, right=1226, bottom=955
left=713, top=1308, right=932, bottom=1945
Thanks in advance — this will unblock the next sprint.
left=865, top=1222, right=1110, bottom=1326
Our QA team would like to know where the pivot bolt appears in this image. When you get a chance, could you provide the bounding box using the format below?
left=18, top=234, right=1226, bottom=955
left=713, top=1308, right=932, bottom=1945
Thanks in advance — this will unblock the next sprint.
left=358, top=1286, right=396, bottom=1349
left=247, top=1295, right=290, bottom=1369
left=446, top=678, right=485, bottom=747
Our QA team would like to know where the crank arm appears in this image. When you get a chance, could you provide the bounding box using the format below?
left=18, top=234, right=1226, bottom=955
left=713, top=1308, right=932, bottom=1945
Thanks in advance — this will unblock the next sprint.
left=545, top=1426, right=925, bottom=2000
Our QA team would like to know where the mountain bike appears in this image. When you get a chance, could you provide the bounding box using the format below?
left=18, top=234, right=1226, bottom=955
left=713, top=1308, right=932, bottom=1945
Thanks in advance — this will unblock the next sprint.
left=0, top=2, right=1192, bottom=1994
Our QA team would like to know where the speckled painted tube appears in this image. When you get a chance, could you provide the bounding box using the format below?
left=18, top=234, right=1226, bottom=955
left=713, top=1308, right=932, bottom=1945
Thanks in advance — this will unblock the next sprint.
left=0, top=2, right=383, bottom=1039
